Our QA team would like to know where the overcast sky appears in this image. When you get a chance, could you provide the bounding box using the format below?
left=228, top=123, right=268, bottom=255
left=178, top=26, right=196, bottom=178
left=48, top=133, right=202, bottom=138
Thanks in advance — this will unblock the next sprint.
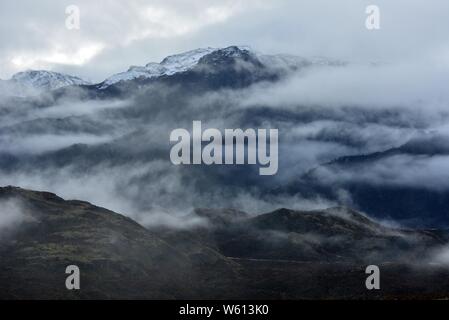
left=1, top=0, right=448, bottom=82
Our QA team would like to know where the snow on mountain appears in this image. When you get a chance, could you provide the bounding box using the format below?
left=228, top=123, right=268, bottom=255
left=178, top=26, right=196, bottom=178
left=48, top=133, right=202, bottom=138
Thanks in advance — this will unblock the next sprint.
left=11, top=70, right=90, bottom=91
left=0, top=70, right=91, bottom=97
left=99, top=47, right=218, bottom=89
left=98, top=46, right=344, bottom=90
left=0, top=46, right=345, bottom=96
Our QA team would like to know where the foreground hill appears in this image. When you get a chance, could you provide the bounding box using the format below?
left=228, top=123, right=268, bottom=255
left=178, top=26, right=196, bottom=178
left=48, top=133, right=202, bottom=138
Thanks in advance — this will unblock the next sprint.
left=2, top=186, right=449, bottom=299
left=0, top=186, right=239, bottom=299
left=161, top=207, right=447, bottom=264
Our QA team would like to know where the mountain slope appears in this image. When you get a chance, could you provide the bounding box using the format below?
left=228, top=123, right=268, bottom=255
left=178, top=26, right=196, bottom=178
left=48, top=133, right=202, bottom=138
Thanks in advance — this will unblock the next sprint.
left=0, top=186, right=238, bottom=299
left=154, top=207, right=449, bottom=299
left=2, top=187, right=449, bottom=299
left=93, top=46, right=342, bottom=94
left=281, top=134, right=449, bottom=227
left=98, top=47, right=218, bottom=89
left=11, top=70, right=90, bottom=91
left=0, top=70, right=90, bottom=97
left=165, top=207, right=446, bottom=264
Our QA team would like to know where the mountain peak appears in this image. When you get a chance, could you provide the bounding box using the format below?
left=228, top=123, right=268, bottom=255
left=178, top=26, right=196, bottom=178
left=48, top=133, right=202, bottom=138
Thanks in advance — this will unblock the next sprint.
left=11, top=70, right=90, bottom=90
left=98, top=46, right=255, bottom=89
left=96, top=45, right=346, bottom=91
left=158, top=47, right=217, bottom=69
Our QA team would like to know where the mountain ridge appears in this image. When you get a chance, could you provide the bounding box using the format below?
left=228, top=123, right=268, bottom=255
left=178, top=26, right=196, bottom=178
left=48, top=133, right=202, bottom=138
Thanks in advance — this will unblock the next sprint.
left=278, top=133, right=449, bottom=227
left=2, top=46, right=344, bottom=97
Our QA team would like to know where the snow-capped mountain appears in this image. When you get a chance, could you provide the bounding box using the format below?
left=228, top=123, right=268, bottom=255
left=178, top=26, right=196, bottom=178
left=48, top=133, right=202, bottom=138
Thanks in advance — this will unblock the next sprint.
left=0, top=70, right=90, bottom=97
left=99, top=47, right=218, bottom=89
left=11, top=70, right=90, bottom=91
left=1, top=46, right=344, bottom=96
left=98, top=46, right=343, bottom=90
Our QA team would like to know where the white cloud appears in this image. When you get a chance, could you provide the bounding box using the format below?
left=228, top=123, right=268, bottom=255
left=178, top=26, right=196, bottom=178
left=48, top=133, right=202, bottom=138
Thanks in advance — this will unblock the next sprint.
left=241, top=62, right=449, bottom=111
left=11, top=43, right=104, bottom=70
left=0, top=199, right=29, bottom=231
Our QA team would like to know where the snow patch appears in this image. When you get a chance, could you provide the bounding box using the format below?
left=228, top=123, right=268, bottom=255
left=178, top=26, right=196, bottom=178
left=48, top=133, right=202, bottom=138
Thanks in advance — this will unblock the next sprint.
left=99, top=47, right=218, bottom=89
left=12, top=70, right=90, bottom=91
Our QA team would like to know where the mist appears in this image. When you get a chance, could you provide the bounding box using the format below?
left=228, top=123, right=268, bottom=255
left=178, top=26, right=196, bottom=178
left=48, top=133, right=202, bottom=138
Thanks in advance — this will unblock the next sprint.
left=1, top=46, right=449, bottom=228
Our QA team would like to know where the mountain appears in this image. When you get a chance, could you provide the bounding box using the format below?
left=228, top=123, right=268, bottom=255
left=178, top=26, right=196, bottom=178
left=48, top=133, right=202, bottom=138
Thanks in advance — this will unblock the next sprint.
left=11, top=70, right=90, bottom=91
left=94, top=46, right=343, bottom=93
left=166, top=207, right=446, bottom=264
left=2, top=186, right=449, bottom=299
left=4, top=46, right=344, bottom=96
left=0, top=70, right=90, bottom=97
left=1, top=46, right=343, bottom=100
left=91, top=46, right=277, bottom=97
left=0, top=45, right=446, bottom=234
left=2, top=46, right=449, bottom=299
left=98, top=47, right=218, bottom=89
left=0, top=186, right=242, bottom=299
left=280, top=134, right=449, bottom=227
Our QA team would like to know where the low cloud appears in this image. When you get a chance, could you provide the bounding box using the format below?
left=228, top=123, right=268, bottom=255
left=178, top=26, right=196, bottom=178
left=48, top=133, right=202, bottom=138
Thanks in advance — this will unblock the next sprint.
left=0, top=198, right=29, bottom=232
left=312, top=154, right=449, bottom=191
left=1, top=46, right=449, bottom=229
left=241, top=62, right=449, bottom=111
left=429, top=246, right=449, bottom=266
